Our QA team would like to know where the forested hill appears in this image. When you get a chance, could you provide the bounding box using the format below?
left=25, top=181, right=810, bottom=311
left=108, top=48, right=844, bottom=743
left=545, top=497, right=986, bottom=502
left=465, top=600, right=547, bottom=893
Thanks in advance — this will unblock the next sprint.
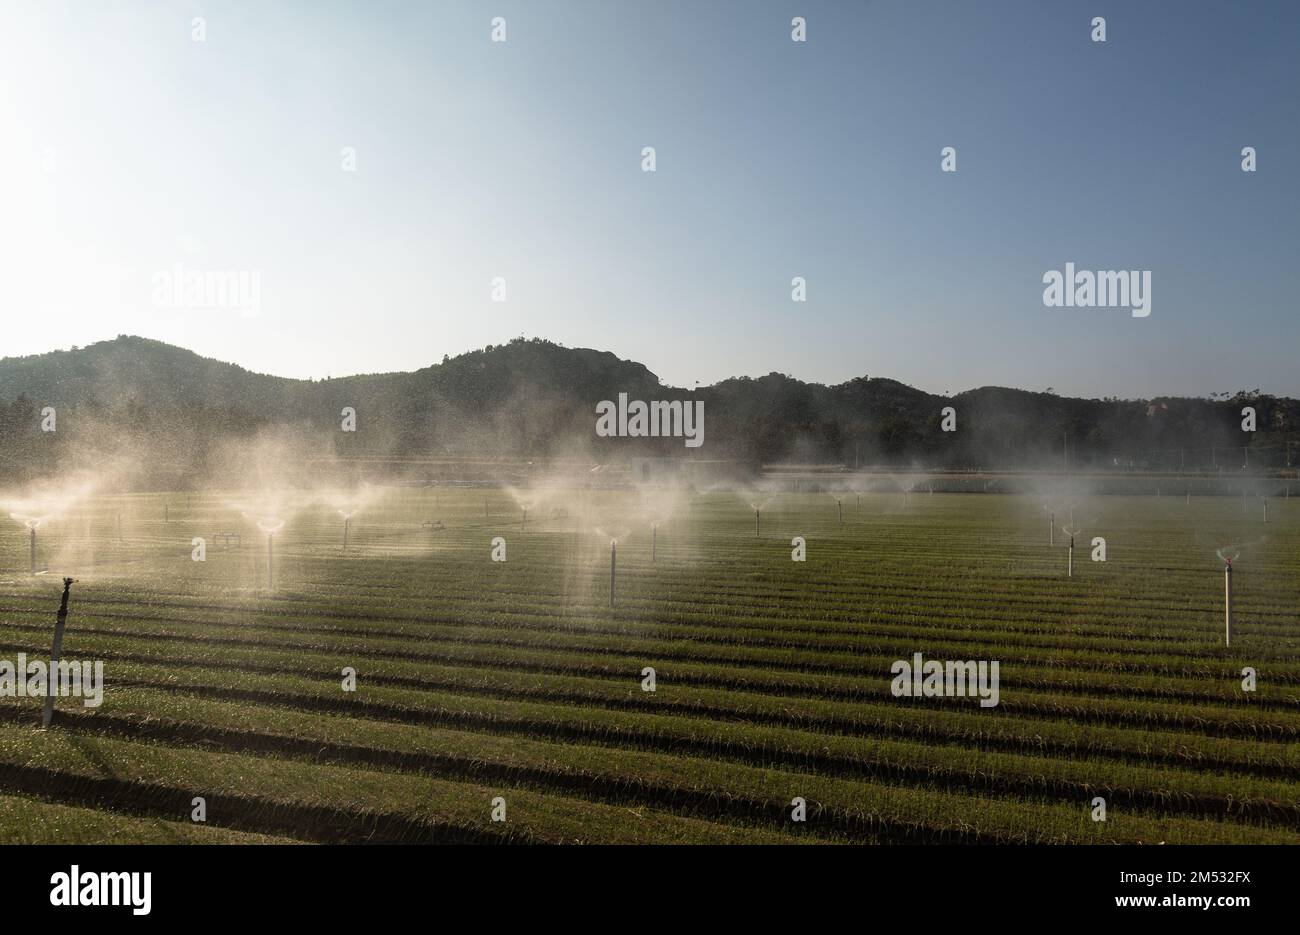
left=0, top=335, right=1294, bottom=483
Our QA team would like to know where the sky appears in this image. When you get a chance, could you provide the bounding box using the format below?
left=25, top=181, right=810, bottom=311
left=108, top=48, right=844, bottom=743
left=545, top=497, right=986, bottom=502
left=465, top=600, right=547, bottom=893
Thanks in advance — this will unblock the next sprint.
left=1, top=0, right=1297, bottom=398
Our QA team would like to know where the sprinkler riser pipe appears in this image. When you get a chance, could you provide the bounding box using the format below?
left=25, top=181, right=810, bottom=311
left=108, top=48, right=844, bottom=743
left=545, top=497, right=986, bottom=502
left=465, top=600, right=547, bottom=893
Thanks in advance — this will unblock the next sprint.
left=42, top=578, right=74, bottom=729
left=1225, top=564, right=1233, bottom=647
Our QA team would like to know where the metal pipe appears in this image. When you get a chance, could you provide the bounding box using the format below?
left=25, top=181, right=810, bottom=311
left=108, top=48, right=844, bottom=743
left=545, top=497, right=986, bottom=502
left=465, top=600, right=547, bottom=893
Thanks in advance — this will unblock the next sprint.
left=1224, top=562, right=1233, bottom=647
left=42, top=578, right=74, bottom=728
left=1068, top=536, right=1074, bottom=578
left=609, top=541, right=617, bottom=607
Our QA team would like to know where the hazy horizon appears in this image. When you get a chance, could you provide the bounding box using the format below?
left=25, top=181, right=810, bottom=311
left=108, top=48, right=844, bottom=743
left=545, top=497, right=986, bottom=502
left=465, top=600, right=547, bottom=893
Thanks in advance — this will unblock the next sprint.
left=3, top=0, right=1297, bottom=398
left=2, top=332, right=1293, bottom=402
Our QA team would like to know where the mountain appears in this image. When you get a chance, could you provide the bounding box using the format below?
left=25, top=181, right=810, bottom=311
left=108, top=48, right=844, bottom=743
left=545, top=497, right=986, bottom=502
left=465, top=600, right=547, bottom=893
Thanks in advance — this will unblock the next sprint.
left=0, top=335, right=1295, bottom=485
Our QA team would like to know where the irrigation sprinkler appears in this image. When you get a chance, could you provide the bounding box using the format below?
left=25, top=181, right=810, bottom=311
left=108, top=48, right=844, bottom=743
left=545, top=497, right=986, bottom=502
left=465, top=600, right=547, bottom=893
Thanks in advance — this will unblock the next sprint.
left=609, top=540, right=617, bottom=607
left=1063, top=525, right=1080, bottom=578
left=41, top=577, right=75, bottom=729
left=651, top=523, right=657, bottom=563
left=521, top=506, right=527, bottom=528
left=1217, top=548, right=1239, bottom=647
left=10, top=515, right=43, bottom=574
left=1049, top=513, right=1054, bottom=546
left=755, top=507, right=761, bottom=537
left=1224, top=560, right=1233, bottom=646
left=1263, top=497, right=1268, bottom=524
left=336, top=510, right=357, bottom=551
left=257, top=520, right=284, bottom=589
left=837, top=499, right=843, bottom=525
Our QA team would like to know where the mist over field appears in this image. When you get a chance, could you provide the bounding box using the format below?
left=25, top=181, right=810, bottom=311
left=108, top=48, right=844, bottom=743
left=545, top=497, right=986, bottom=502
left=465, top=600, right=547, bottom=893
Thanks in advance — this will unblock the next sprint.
left=1, top=336, right=1297, bottom=491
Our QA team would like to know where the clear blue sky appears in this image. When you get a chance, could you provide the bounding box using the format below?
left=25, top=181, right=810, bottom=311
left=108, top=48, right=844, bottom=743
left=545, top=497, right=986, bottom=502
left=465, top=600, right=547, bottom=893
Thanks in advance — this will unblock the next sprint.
left=1, top=0, right=1296, bottom=398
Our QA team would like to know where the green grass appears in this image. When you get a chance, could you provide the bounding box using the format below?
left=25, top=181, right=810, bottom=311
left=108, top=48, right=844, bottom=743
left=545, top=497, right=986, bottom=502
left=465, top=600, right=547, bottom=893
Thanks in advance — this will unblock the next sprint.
left=0, top=488, right=1296, bottom=843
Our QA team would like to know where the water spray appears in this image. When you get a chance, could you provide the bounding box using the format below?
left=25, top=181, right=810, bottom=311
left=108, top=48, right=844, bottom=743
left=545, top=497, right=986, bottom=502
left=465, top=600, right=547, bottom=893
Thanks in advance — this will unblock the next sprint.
left=41, top=577, right=75, bottom=729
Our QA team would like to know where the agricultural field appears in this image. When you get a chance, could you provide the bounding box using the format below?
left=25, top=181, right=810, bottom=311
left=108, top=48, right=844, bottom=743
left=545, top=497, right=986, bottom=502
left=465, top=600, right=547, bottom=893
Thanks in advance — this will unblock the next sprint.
left=0, top=487, right=1297, bottom=844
